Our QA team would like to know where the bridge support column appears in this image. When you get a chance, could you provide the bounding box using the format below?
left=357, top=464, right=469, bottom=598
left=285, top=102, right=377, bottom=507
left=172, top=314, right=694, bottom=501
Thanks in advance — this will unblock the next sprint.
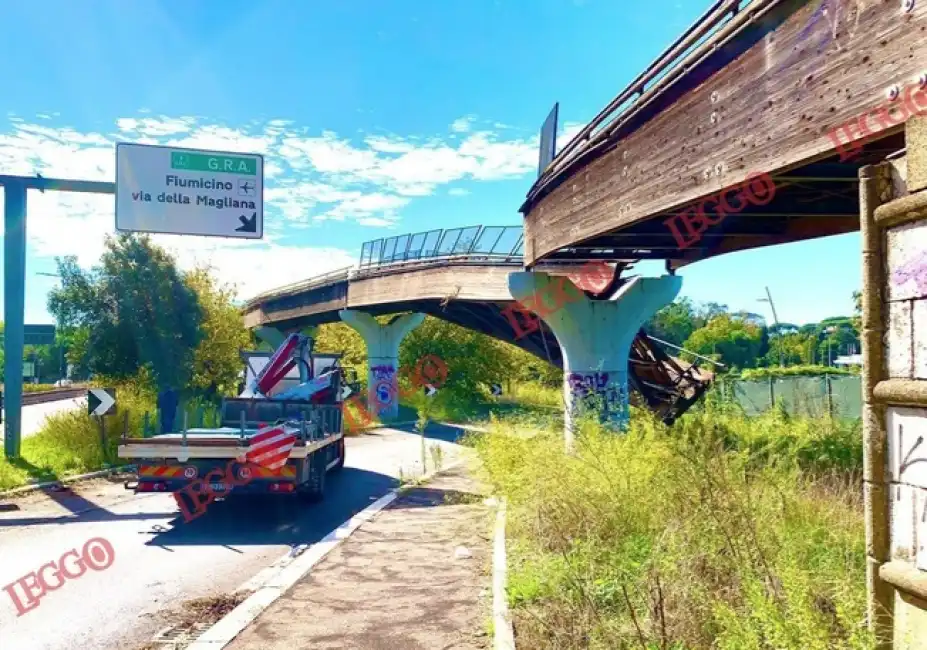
left=254, top=326, right=286, bottom=349
left=508, top=271, right=681, bottom=450
left=339, top=310, right=425, bottom=422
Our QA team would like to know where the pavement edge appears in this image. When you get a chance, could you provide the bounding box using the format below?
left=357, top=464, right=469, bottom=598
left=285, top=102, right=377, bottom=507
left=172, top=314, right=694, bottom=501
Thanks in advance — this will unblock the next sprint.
left=493, top=498, right=516, bottom=650
left=0, top=465, right=133, bottom=498
left=185, top=458, right=465, bottom=650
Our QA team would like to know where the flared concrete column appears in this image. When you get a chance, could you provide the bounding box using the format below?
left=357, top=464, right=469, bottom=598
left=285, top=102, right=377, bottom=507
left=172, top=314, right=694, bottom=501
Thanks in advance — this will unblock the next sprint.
left=254, top=326, right=285, bottom=349
left=339, top=310, right=425, bottom=421
left=508, top=271, right=681, bottom=449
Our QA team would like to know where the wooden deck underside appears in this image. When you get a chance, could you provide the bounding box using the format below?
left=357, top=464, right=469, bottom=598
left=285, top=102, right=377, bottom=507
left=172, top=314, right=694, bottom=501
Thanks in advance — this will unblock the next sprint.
left=521, top=0, right=927, bottom=266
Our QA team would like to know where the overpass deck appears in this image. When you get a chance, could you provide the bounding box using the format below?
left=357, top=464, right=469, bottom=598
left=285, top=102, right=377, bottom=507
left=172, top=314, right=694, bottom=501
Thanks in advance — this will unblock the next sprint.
left=521, top=0, right=925, bottom=268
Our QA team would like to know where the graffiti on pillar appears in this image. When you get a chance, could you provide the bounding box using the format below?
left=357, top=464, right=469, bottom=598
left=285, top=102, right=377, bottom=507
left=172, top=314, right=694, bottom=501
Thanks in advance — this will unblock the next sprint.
left=370, top=365, right=396, bottom=381
left=566, top=371, right=629, bottom=422
left=892, top=251, right=927, bottom=295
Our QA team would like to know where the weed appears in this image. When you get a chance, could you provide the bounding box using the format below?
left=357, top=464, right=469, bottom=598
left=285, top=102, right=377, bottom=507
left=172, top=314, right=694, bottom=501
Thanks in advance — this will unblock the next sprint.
left=474, top=405, right=872, bottom=649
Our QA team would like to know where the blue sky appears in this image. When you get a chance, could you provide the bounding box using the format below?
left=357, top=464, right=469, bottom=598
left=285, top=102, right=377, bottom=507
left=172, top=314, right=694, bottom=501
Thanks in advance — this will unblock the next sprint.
left=0, top=0, right=858, bottom=326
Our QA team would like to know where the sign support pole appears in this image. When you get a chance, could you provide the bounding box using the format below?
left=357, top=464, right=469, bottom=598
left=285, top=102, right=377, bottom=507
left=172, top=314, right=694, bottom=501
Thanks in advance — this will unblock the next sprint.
left=98, top=415, right=106, bottom=464
left=4, top=180, right=27, bottom=459
left=1, top=174, right=115, bottom=459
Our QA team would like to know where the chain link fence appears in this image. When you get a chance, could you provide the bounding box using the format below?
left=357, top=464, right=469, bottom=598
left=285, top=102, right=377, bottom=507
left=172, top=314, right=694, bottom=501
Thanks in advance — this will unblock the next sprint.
left=717, top=375, right=862, bottom=420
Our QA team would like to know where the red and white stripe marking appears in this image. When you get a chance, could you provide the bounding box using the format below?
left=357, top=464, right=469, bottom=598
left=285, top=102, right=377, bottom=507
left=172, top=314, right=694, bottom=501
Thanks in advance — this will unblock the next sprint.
left=245, top=424, right=298, bottom=471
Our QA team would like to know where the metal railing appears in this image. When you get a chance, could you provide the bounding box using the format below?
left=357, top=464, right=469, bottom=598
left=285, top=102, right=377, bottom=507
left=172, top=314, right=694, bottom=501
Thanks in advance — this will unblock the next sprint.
left=524, top=0, right=780, bottom=208
left=244, top=225, right=525, bottom=307
left=243, top=266, right=353, bottom=309
left=359, top=225, right=524, bottom=269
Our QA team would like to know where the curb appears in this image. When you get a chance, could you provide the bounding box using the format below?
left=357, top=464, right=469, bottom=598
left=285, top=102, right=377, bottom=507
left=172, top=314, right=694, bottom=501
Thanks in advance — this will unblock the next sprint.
left=493, top=499, right=516, bottom=650
left=346, top=419, right=417, bottom=434
left=0, top=465, right=133, bottom=498
left=185, top=458, right=465, bottom=650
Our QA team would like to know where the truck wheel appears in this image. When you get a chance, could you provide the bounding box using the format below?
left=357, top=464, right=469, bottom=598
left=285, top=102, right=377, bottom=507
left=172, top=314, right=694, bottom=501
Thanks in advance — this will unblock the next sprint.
left=301, top=454, right=326, bottom=502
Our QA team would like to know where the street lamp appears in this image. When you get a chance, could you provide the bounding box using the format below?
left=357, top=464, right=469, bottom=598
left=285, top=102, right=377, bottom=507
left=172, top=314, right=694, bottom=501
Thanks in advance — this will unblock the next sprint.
left=758, top=286, right=784, bottom=367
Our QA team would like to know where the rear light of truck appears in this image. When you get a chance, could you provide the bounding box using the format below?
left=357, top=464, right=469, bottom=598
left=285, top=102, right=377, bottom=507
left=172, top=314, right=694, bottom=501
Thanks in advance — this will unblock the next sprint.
left=138, top=481, right=169, bottom=492
left=268, top=482, right=295, bottom=493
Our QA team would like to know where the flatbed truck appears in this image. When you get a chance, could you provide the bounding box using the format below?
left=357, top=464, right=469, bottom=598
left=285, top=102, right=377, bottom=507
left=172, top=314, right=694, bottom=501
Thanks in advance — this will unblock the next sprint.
left=118, top=334, right=357, bottom=508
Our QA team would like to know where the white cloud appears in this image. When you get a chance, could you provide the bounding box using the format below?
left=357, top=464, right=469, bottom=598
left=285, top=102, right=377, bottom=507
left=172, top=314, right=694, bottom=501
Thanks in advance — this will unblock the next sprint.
left=450, top=116, right=475, bottom=133
left=557, top=122, right=586, bottom=154
left=1, top=110, right=547, bottom=302
left=448, top=188, right=470, bottom=196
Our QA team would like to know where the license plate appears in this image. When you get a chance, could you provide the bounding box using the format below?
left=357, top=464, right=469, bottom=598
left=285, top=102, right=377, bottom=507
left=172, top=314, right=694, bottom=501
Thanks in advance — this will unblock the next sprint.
left=209, top=483, right=227, bottom=491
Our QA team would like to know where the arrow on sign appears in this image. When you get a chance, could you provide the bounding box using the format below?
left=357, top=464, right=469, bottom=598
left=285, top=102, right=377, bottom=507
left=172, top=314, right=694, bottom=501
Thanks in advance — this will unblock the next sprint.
left=491, top=383, right=502, bottom=396
left=87, top=388, right=116, bottom=417
left=236, top=212, right=257, bottom=233
left=340, top=385, right=354, bottom=400
left=424, top=384, right=437, bottom=397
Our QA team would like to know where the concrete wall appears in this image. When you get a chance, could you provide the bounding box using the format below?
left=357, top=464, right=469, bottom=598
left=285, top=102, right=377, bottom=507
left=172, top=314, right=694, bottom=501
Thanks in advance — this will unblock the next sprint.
left=864, top=116, right=927, bottom=650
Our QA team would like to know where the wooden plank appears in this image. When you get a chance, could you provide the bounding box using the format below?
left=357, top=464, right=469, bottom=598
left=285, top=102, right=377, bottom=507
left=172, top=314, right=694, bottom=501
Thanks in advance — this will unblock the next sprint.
left=524, top=0, right=927, bottom=265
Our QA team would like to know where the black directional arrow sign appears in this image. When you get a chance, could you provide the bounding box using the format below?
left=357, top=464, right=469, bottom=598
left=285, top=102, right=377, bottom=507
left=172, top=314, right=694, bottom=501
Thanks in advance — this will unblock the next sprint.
left=424, top=384, right=438, bottom=398
left=87, top=388, right=116, bottom=417
left=491, top=383, right=502, bottom=397
left=236, top=212, right=257, bottom=233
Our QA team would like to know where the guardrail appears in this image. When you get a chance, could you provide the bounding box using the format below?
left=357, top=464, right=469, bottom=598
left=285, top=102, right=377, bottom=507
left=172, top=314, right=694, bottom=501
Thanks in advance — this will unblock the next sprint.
left=243, top=226, right=527, bottom=308
left=524, top=0, right=779, bottom=208
left=20, top=387, right=86, bottom=406
left=243, top=267, right=353, bottom=309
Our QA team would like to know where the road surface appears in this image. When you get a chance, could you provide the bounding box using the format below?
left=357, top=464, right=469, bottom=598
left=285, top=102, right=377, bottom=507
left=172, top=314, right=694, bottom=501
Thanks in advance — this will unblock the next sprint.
left=20, top=396, right=86, bottom=439
left=0, top=424, right=467, bottom=650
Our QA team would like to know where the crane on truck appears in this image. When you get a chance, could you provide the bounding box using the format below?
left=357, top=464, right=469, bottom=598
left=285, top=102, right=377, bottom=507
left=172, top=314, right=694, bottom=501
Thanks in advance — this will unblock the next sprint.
left=118, top=333, right=359, bottom=515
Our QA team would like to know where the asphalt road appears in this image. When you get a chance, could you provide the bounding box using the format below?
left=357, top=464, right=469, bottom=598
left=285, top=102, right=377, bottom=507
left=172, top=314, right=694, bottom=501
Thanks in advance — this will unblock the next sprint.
left=0, top=423, right=468, bottom=650
left=20, top=396, right=87, bottom=439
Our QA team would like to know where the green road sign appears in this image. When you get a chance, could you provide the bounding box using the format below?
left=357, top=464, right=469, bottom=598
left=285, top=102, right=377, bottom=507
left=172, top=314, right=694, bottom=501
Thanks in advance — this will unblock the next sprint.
left=23, top=324, right=55, bottom=346
left=170, top=151, right=257, bottom=175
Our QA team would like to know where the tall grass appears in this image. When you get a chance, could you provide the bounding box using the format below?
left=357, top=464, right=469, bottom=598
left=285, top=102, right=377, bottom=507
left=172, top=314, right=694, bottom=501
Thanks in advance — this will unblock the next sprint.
left=0, top=379, right=221, bottom=491
left=471, top=405, right=873, bottom=649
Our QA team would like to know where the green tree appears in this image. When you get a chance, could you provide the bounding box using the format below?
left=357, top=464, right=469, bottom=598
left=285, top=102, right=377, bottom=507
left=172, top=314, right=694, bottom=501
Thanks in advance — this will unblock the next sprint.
left=645, top=297, right=700, bottom=347
left=47, top=234, right=203, bottom=391
left=683, top=313, right=764, bottom=370
left=399, top=316, right=511, bottom=397
left=185, top=267, right=253, bottom=399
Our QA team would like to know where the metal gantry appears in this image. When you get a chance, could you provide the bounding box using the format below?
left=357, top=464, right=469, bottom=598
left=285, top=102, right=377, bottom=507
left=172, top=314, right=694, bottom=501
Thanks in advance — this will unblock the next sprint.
left=1, top=174, right=115, bottom=458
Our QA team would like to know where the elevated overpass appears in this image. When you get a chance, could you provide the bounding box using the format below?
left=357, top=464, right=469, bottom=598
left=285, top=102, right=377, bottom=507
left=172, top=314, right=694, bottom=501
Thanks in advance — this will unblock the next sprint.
left=513, top=0, right=927, bottom=645
left=521, top=0, right=924, bottom=267
left=242, top=225, right=713, bottom=425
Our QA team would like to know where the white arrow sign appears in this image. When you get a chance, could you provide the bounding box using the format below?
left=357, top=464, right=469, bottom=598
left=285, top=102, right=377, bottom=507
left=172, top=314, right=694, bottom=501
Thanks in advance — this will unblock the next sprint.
left=340, top=385, right=353, bottom=400
left=491, top=383, right=502, bottom=396
left=88, top=388, right=116, bottom=417
left=424, top=384, right=437, bottom=397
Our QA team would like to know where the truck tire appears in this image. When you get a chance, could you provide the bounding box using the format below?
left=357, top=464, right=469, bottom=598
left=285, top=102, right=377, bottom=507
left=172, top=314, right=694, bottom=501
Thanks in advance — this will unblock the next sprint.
left=301, top=453, right=326, bottom=502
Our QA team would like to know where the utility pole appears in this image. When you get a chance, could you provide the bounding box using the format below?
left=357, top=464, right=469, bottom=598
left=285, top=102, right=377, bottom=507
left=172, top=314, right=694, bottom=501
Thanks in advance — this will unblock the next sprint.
left=759, top=286, right=784, bottom=367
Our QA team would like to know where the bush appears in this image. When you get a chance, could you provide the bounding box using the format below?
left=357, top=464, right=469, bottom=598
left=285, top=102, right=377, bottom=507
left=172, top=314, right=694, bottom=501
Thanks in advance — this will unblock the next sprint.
left=737, top=365, right=857, bottom=380
left=471, top=407, right=872, bottom=649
